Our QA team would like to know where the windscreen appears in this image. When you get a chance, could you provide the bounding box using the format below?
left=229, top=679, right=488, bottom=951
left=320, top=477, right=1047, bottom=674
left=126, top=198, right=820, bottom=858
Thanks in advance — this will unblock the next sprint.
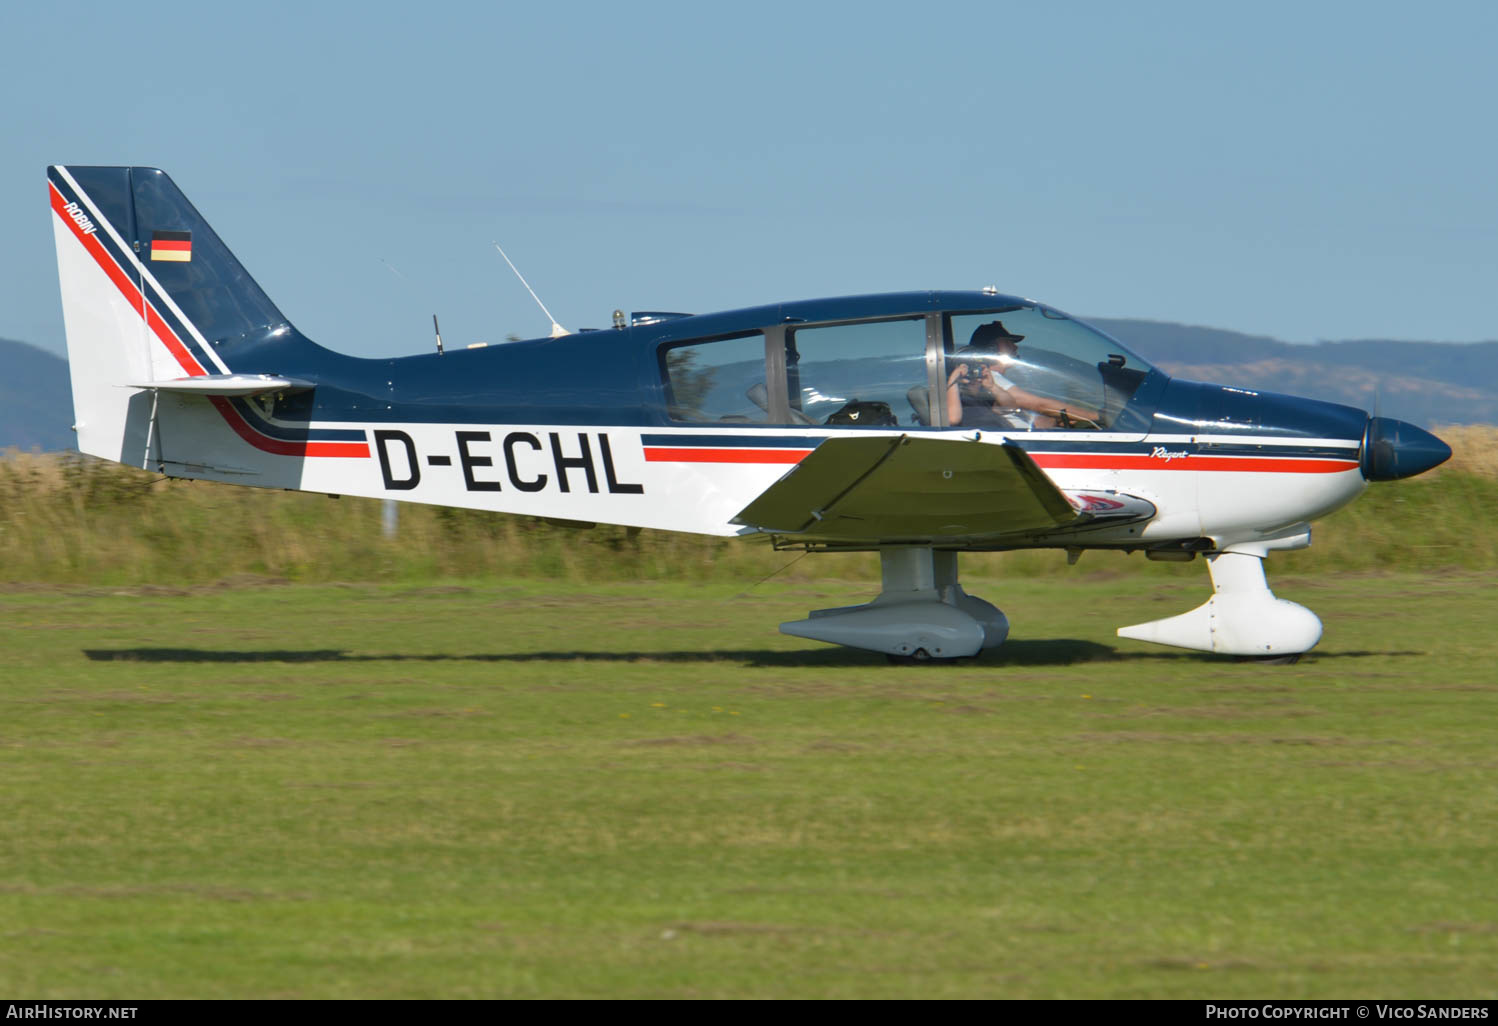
left=946, top=307, right=1154, bottom=430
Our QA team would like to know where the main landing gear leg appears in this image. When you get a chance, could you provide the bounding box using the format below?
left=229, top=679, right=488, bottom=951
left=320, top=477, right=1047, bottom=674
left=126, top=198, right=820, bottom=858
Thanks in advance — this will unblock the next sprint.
left=780, top=548, right=1009, bottom=660
left=1117, top=531, right=1322, bottom=659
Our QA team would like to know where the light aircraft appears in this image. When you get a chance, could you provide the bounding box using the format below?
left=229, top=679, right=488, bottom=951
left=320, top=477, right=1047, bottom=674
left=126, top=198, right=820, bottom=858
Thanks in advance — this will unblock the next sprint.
left=48, top=165, right=1452, bottom=662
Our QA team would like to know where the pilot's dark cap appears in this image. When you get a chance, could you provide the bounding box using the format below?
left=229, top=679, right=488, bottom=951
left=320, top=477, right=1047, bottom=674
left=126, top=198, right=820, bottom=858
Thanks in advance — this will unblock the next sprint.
left=969, top=320, right=1025, bottom=347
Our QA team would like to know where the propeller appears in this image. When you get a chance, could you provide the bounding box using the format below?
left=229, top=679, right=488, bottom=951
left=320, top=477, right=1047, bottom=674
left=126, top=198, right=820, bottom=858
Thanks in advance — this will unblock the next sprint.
left=1360, top=415, right=1451, bottom=481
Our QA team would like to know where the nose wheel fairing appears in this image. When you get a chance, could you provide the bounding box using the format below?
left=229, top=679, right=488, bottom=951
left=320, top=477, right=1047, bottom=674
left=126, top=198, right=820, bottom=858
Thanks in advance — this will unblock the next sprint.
left=1118, top=530, right=1322, bottom=657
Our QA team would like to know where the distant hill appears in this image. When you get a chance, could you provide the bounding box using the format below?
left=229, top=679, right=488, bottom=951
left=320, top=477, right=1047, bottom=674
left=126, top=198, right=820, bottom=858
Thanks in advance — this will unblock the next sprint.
left=0, top=339, right=73, bottom=452
left=3, top=320, right=1496, bottom=452
left=1089, top=318, right=1498, bottom=428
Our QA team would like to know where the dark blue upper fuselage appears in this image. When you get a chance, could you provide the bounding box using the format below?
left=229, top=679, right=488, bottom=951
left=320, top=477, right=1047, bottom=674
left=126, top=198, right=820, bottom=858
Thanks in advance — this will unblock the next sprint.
left=224, top=292, right=976, bottom=427
left=221, top=290, right=1376, bottom=448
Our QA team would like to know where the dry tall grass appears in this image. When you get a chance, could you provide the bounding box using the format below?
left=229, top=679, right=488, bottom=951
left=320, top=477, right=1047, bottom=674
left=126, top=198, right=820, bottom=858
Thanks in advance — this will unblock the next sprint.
left=4, top=424, right=1496, bottom=586
left=1431, top=424, right=1498, bottom=478
left=0, top=450, right=873, bottom=585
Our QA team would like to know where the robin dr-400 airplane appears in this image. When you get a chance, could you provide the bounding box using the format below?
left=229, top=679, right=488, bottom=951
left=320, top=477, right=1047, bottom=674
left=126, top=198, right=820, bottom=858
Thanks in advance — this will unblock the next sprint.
left=49, top=165, right=1452, bottom=661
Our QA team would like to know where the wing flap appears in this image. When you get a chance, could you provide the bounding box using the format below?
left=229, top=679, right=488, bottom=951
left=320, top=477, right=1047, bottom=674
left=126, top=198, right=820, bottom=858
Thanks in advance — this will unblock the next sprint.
left=731, top=435, right=1079, bottom=543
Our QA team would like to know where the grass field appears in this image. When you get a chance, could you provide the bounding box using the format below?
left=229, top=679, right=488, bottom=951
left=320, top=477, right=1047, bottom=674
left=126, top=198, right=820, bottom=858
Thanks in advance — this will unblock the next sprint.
left=3, top=571, right=1496, bottom=998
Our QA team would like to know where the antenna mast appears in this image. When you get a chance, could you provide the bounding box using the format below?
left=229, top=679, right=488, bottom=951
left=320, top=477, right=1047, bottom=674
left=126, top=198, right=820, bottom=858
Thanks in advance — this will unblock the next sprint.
left=492, top=242, right=569, bottom=338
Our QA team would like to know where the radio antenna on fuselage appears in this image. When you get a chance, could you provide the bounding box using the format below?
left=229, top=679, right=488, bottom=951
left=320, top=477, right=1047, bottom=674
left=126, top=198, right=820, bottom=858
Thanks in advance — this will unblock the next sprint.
left=492, top=241, right=569, bottom=338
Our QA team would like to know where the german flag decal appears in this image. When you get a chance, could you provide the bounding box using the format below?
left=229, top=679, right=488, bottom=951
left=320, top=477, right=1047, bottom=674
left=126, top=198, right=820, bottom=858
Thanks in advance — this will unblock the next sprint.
left=151, top=230, right=192, bottom=262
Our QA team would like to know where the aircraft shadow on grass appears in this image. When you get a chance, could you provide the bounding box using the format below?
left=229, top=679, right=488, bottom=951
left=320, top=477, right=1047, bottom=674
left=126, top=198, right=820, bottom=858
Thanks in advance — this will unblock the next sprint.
left=82, top=642, right=1423, bottom=669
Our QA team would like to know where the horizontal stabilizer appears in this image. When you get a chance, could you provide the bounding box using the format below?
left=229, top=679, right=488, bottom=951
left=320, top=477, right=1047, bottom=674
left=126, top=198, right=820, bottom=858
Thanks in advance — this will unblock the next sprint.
left=731, top=435, right=1078, bottom=544
left=125, top=374, right=314, bottom=397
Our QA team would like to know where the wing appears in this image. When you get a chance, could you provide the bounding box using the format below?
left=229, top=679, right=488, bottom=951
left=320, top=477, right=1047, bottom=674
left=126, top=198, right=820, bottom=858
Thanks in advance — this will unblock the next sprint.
left=730, top=435, right=1081, bottom=545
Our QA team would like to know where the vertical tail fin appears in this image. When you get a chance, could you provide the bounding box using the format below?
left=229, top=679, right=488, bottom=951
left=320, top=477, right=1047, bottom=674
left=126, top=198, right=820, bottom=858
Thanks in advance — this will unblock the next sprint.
left=48, top=165, right=296, bottom=464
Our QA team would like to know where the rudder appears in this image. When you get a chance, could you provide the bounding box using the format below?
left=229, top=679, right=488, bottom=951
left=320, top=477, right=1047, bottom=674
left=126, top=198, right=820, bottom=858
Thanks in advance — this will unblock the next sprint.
left=48, top=165, right=293, bottom=465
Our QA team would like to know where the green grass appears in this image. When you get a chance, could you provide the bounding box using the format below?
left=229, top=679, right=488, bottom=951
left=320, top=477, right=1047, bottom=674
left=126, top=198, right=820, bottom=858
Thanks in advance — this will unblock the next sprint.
left=2, top=572, right=1496, bottom=998
left=2, top=432, right=1495, bottom=996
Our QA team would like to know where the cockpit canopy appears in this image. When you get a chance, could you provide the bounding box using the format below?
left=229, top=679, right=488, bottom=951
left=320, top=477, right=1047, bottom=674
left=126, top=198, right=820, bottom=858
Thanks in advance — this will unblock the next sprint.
left=659, top=301, right=1158, bottom=431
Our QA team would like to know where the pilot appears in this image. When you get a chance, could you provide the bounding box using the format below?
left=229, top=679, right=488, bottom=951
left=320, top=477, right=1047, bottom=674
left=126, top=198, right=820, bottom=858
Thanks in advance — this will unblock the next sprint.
left=945, top=321, right=1099, bottom=429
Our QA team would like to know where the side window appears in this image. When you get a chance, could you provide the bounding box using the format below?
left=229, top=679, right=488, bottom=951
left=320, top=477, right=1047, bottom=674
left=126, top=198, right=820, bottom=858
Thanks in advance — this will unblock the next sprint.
left=661, top=333, right=768, bottom=423
left=788, top=318, right=931, bottom=427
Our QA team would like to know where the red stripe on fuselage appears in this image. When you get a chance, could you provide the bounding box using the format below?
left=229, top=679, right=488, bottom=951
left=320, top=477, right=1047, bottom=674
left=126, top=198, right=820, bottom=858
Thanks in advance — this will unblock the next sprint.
left=206, top=397, right=371, bottom=458
left=1029, top=453, right=1359, bottom=474
left=50, top=180, right=368, bottom=460
left=641, top=442, right=1357, bottom=473
left=644, top=447, right=813, bottom=464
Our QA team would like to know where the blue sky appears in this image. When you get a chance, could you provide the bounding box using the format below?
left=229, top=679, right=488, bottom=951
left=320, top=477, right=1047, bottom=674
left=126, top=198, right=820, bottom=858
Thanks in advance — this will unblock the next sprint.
left=6, top=0, right=1497, bottom=360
